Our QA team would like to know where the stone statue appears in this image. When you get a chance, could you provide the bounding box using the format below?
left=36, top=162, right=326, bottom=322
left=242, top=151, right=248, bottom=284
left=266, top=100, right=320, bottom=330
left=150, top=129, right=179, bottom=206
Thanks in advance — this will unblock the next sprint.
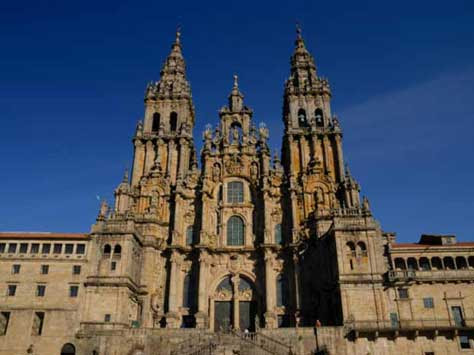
left=232, top=126, right=240, bottom=144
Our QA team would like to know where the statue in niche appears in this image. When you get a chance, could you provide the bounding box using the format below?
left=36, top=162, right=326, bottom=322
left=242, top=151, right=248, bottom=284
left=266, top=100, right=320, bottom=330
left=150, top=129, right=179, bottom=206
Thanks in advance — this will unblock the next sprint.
left=232, top=126, right=240, bottom=144
left=250, top=163, right=258, bottom=180
left=212, top=164, right=221, bottom=182
left=258, top=123, right=269, bottom=144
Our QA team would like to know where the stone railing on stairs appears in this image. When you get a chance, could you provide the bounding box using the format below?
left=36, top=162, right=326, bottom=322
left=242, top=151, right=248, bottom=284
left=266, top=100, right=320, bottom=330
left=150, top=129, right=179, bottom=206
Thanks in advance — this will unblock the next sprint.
left=233, top=330, right=293, bottom=355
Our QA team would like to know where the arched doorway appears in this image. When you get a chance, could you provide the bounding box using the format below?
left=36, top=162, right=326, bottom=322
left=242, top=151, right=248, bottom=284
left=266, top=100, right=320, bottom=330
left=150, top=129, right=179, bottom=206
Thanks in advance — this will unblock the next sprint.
left=212, top=274, right=258, bottom=332
left=60, top=343, right=75, bottom=355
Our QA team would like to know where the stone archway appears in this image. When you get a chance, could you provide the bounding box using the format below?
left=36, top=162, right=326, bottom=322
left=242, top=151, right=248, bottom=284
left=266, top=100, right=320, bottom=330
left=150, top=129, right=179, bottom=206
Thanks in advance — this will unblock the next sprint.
left=210, top=274, right=258, bottom=332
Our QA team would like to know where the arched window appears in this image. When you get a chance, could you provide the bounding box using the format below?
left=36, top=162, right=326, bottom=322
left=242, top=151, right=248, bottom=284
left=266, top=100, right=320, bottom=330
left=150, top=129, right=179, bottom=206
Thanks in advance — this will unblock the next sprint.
left=431, top=257, right=442, bottom=270
left=274, top=224, right=283, bottom=245
left=113, top=244, right=121, bottom=256
left=419, top=257, right=431, bottom=270
left=346, top=242, right=356, bottom=257
left=103, top=244, right=111, bottom=255
left=170, top=112, right=178, bottom=132
left=182, top=273, right=194, bottom=308
left=314, top=108, right=324, bottom=127
left=152, top=113, right=160, bottom=132
left=227, top=181, right=244, bottom=203
left=217, top=276, right=232, bottom=292
left=456, top=256, right=468, bottom=269
left=60, top=343, right=76, bottom=355
left=357, top=242, right=367, bottom=257
left=469, top=256, right=474, bottom=269
left=297, top=109, right=308, bottom=127
left=238, top=277, right=252, bottom=292
left=394, top=258, right=406, bottom=270
left=227, top=216, right=244, bottom=246
left=407, top=257, right=418, bottom=270
left=276, top=274, right=289, bottom=307
left=186, top=226, right=194, bottom=246
left=444, top=256, right=455, bottom=270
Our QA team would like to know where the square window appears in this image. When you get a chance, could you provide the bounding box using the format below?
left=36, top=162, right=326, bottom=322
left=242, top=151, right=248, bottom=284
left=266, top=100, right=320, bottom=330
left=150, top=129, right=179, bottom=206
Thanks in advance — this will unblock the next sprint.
left=53, top=244, right=62, bottom=254
left=8, top=244, right=17, bottom=254
left=40, top=265, right=49, bottom=275
left=460, top=335, right=471, bottom=349
left=69, top=285, right=79, bottom=298
left=398, top=288, right=409, bottom=299
left=104, top=314, right=111, bottom=322
left=423, top=297, right=434, bottom=308
left=76, top=244, right=85, bottom=254
left=11, top=264, right=20, bottom=274
left=227, top=181, right=244, bottom=203
left=65, top=244, right=74, bottom=254
left=7, top=285, right=16, bottom=296
left=30, top=244, right=39, bottom=254
left=0, top=243, right=5, bottom=253
left=41, top=244, right=51, bottom=254
left=72, top=265, right=81, bottom=275
left=19, top=243, right=28, bottom=253
left=36, top=285, right=46, bottom=297
left=111, top=261, right=116, bottom=271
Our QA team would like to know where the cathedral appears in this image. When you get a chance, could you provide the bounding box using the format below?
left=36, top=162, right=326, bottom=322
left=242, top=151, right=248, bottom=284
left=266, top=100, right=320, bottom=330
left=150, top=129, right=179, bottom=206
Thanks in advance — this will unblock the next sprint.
left=1, top=28, right=474, bottom=355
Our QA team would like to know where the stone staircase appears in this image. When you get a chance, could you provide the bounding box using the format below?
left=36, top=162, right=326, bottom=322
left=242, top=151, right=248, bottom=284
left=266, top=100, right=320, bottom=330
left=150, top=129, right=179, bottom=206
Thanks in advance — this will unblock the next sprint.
left=169, top=331, right=293, bottom=355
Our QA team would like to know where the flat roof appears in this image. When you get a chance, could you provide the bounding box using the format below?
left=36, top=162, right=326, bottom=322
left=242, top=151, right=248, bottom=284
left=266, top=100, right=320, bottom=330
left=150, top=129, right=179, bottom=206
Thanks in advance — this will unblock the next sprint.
left=0, top=232, right=89, bottom=240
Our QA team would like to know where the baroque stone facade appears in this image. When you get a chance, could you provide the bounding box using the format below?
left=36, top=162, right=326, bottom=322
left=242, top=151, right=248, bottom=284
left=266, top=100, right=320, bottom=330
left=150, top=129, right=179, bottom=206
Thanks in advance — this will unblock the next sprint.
left=1, top=29, right=474, bottom=355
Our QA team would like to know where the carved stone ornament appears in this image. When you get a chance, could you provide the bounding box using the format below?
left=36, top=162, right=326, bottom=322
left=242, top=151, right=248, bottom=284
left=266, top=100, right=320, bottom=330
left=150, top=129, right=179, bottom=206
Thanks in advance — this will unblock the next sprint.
left=225, top=154, right=242, bottom=175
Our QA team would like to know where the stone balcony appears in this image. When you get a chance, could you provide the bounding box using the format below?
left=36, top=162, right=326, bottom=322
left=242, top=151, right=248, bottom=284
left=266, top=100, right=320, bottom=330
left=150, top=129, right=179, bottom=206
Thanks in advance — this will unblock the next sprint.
left=387, top=269, right=474, bottom=284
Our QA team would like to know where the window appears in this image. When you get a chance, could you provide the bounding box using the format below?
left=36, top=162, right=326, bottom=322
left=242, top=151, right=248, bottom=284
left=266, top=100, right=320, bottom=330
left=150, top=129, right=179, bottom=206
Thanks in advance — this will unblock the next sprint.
left=0, top=243, right=5, bottom=253
left=8, top=243, right=17, bottom=253
left=111, top=261, right=117, bottom=271
left=460, top=335, right=471, bottom=349
left=32, top=312, right=44, bottom=336
left=72, top=265, right=81, bottom=275
left=0, top=312, right=10, bottom=335
left=182, top=273, right=194, bottom=308
left=357, top=241, right=367, bottom=256
left=41, top=265, right=49, bottom=275
left=113, top=244, right=121, bottom=256
left=7, top=285, right=16, bottom=296
left=69, top=285, right=79, bottom=298
left=394, top=258, right=406, bottom=270
left=297, top=109, right=308, bottom=127
left=398, top=288, right=409, bottom=299
left=315, top=108, right=324, bottom=127
left=36, top=285, right=46, bottom=297
left=423, top=297, right=434, bottom=308
left=170, top=112, right=178, bottom=132
left=346, top=242, right=356, bottom=257
left=65, top=244, right=74, bottom=254
left=407, top=257, right=418, bottom=270
left=390, top=312, right=399, bottom=328
left=53, top=244, right=62, bottom=254
left=19, top=243, right=28, bottom=253
left=12, top=264, right=20, bottom=274
left=76, top=244, right=85, bottom=254
left=103, top=244, right=111, bottom=255
left=420, top=257, right=430, bottom=270
left=444, top=257, right=455, bottom=270
left=60, top=343, right=76, bottom=355
left=186, top=227, right=194, bottom=246
left=30, top=243, right=39, bottom=254
left=276, top=275, right=289, bottom=307
left=227, top=216, right=244, bottom=246
left=452, top=306, right=464, bottom=327
left=104, top=314, right=111, bottom=322
left=41, top=244, right=51, bottom=254
left=152, top=112, right=160, bottom=132
left=227, top=181, right=244, bottom=203
left=456, top=256, right=468, bottom=269
left=274, top=224, right=282, bottom=245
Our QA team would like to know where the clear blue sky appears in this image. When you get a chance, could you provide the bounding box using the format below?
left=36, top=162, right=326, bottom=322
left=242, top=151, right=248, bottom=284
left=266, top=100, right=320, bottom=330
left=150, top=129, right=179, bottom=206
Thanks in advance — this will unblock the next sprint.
left=1, top=0, right=473, bottom=243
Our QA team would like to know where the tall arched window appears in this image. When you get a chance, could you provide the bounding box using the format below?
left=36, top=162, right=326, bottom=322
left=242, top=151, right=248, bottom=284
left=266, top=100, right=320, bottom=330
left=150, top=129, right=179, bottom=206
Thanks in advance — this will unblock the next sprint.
left=152, top=113, right=160, bottom=132
left=182, top=273, right=194, bottom=308
left=170, top=112, right=178, bottom=132
left=227, top=216, right=244, bottom=246
left=394, top=258, right=406, bottom=270
left=419, top=257, right=430, bottom=270
left=456, top=256, right=468, bottom=269
left=444, top=256, right=455, bottom=270
left=276, top=274, right=288, bottom=307
left=407, top=257, right=418, bottom=270
left=346, top=242, right=356, bottom=257
left=314, top=108, right=324, bottom=127
left=103, top=244, right=111, bottom=255
left=60, top=343, right=76, bottom=355
left=431, top=257, right=442, bottom=270
left=274, top=224, right=283, bottom=245
left=297, top=109, right=308, bottom=127
left=113, top=244, right=121, bottom=256
left=227, top=181, right=244, bottom=203
left=186, top=226, right=194, bottom=246
left=357, top=242, right=367, bottom=257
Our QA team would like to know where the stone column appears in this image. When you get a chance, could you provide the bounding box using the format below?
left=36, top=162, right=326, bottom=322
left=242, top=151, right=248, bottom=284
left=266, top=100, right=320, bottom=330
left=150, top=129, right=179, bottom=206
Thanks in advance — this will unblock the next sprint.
left=166, top=251, right=181, bottom=328
left=195, top=250, right=209, bottom=328
left=292, top=250, right=301, bottom=318
left=322, top=136, right=331, bottom=175
left=131, top=139, right=145, bottom=186
left=264, top=250, right=277, bottom=328
left=144, top=140, right=155, bottom=174
left=334, top=134, right=345, bottom=182
left=231, top=274, right=240, bottom=329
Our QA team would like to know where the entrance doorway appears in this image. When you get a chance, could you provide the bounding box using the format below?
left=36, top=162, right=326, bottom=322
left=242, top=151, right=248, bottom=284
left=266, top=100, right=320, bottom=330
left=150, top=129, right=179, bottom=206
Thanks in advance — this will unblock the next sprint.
left=212, top=275, right=258, bottom=332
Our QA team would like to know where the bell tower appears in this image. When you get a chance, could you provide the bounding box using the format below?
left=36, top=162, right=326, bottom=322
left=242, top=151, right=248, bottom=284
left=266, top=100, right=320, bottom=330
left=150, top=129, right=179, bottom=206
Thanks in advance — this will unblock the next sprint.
left=131, top=29, right=197, bottom=187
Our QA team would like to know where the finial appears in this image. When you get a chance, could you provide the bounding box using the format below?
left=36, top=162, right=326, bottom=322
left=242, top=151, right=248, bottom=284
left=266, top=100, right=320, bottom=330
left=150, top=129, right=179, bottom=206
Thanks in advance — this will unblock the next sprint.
left=296, top=21, right=302, bottom=40
left=233, top=74, right=238, bottom=89
left=175, top=24, right=181, bottom=44
left=122, top=168, right=129, bottom=183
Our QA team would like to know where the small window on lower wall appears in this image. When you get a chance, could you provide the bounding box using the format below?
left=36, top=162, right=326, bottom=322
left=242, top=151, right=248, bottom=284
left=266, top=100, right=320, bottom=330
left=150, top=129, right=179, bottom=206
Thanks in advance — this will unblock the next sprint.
left=69, top=286, right=79, bottom=298
left=104, top=314, right=111, bottom=322
left=397, top=288, right=409, bottom=299
left=36, top=285, right=46, bottom=297
left=460, top=332, right=473, bottom=349
left=423, top=297, right=434, bottom=308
